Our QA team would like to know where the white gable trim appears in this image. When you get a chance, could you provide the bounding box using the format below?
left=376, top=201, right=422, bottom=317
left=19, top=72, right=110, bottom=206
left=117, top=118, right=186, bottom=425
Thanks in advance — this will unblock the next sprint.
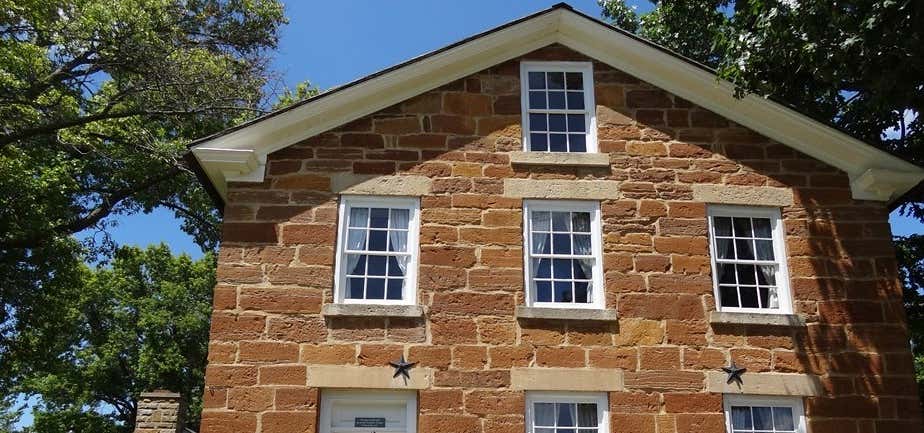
left=190, top=6, right=924, bottom=203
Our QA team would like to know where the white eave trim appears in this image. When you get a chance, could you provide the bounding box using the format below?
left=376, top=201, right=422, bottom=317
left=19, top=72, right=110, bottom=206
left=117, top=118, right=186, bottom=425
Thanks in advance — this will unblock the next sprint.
left=190, top=7, right=924, bottom=204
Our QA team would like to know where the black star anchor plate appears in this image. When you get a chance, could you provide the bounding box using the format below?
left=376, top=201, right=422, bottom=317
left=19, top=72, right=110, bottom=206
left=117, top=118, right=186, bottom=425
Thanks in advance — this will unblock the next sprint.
left=389, top=356, right=417, bottom=384
left=723, top=361, right=747, bottom=386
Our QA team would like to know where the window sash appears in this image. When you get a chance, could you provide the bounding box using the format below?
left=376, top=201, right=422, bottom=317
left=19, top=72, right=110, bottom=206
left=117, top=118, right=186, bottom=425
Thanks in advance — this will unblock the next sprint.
left=520, top=61, right=597, bottom=153
left=335, top=196, right=420, bottom=305
left=523, top=200, right=604, bottom=309
left=526, top=392, right=608, bottom=433
left=707, top=205, right=791, bottom=314
left=723, top=395, right=804, bottom=433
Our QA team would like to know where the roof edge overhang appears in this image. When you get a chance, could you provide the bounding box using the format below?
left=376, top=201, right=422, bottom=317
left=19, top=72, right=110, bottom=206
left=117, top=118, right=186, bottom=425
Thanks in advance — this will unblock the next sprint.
left=188, top=4, right=924, bottom=210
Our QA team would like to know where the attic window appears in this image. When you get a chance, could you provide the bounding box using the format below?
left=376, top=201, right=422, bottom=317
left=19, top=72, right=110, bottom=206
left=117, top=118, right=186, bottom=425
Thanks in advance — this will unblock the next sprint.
left=520, top=61, right=597, bottom=153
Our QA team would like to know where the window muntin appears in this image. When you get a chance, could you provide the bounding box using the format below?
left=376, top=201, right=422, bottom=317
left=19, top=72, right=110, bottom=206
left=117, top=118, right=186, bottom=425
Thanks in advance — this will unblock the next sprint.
left=526, top=392, right=608, bottom=433
left=521, top=62, right=596, bottom=153
left=724, top=396, right=804, bottom=433
left=523, top=200, right=604, bottom=308
left=335, top=196, right=420, bottom=305
left=707, top=205, right=791, bottom=314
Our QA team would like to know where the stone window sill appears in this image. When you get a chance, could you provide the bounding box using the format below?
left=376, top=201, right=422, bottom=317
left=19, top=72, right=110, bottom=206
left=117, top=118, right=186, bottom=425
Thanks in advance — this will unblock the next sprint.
left=709, top=311, right=805, bottom=327
left=515, top=306, right=618, bottom=322
left=322, top=303, right=425, bottom=318
left=509, top=151, right=610, bottom=167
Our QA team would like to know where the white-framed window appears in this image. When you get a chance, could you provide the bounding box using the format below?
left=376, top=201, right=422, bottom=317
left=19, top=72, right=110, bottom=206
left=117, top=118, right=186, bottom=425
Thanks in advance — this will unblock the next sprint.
left=520, top=61, right=597, bottom=153
left=319, top=390, right=417, bottom=433
left=723, top=395, right=805, bottom=433
left=523, top=200, right=604, bottom=309
left=334, top=195, right=421, bottom=305
left=707, top=205, right=792, bottom=314
left=526, top=392, right=609, bottom=433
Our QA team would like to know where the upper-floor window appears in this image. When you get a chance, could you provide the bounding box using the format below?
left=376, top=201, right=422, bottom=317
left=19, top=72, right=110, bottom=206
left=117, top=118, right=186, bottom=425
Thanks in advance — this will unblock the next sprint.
left=707, top=205, right=791, bottom=314
left=520, top=61, right=596, bottom=153
left=724, top=395, right=805, bottom=433
left=526, top=392, right=609, bottom=433
left=335, top=196, right=420, bottom=305
left=523, top=200, right=604, bottom=309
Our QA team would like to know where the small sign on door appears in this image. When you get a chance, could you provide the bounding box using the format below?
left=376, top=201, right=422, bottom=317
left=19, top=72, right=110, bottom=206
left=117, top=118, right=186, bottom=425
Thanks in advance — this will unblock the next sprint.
left=354, top=417, right=387, bottom=428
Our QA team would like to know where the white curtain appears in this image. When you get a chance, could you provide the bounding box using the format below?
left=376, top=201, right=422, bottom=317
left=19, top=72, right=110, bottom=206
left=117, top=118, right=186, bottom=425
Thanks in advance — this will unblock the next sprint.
left=759, top=265, right=779, bottom=308
left=389, top=210, right=410, bottom=274
left=715, top=239, right=732, bottom=282
left=345, top=229, right=367, bottom=275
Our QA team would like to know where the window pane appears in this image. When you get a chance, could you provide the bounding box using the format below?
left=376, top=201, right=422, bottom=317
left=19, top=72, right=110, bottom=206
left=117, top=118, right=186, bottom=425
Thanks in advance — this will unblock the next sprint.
left=740, top=287, right=759, bottom=308
left=737, top=264, right=756, bottom=285
left=569, top=134, right=586, bottom=152
left=735, top=239, right=755, bottom=260
left=532, top=211, right=552, bottom=231
left=713, top=216, right=732, bottom=236
left=557, top=403, right=576, bottom=426
left=366, top=278, right=386, bottom=299
left=758, top=287, right=770, bottom=308
left=547, top=72, right=565, bottom=89
left=752, top=407, right=773, bottom=430
left=370, top=208, right=389, bottom=228
left=572, top=212, right=591, bottom=232
left=532, top=233, right=551, bottom=254
left=535, top=403, right=555, bottom=426
left=348, top=229, right=367, bottom=250
left=530, top=133, right=548, bottom=151
left=553, top=258, right=573, bottom=279
left=573, top=234, right=592, bottom=255
left=567, top=91, right=584, bottom=110
left=552, top=233, right=572, bottom=254
left=577, top=403, right=597, bottom=427
left=347, top=254, right=366, bottom=275
left=574, top=281, right=589, bottom=303
left=733, top=217, right=753, bottom=237
left=549, top=114, right=567, bottom=132
left=753, top=218, right=773, bottom=238
left=566, top=72, right=583, bottom=89
left=386, top=279, right=403, bottom=300
left=567, top=114, right=585, bottom=132
left=529, top=91, right=547, bottom=109
left=536, top=429, right=554, bottom=433
left=528, top=72, right=546, bottom=89
left=548, top=91, right=566, bottom=109
left=534, top=258, right=551, bottom=278
left=756, top=265, right=776, bottom=285
left=554, top=281, right=573, bottom=302
left=536, top=281, right=552, bottom=302
left=755, top=240, right=774, bottom=260
left=388, top=231, right=408, bottom=252
left=716, top=238, right=734, bottom=259
left=719, top=264, right=737, bottom=284
left=369, top=230, right=388, bottom=251
left=368, top=255, right=387, bottom=276
left=552, top=212, right=571, bottom=231
left=730, top=407, right=752, bottom=429
left=387, top=256, right=405, bottom=276
left=773, top=407, right=795, bottom=430
left=349, top=207, right=369, bottom=227
left=720, top=285, right=739, bottom=307
left=549, top=134, right=567, bottom=152
left=766, top=286, right=780, bottom=308
left=530, top=113, right=548, bottom=131
left=390, top=209, right=409, bottom=229
left=573, top=259, right=592, bottom=279
left=347, top=278, right=365, bottom=299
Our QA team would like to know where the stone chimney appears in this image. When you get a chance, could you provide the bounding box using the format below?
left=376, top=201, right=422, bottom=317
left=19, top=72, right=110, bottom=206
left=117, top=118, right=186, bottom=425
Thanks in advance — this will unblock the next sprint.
left=134, top=390, right=186, bottom=433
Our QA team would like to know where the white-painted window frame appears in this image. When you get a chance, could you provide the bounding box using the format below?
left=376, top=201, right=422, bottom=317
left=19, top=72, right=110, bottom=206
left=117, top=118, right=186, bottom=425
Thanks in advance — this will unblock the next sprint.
left=334, top=195, right=421, bottom=305
left=723, top=395, right=805, bottom=433
left=520, top=61, right=598, bottom=153
left=319, top=389, right=417, bottom=433
left=525, top=391, right=609, bottom=433
left=522, top=200, right=605, bottom=309
left=707, top=205, right=793, bottom=314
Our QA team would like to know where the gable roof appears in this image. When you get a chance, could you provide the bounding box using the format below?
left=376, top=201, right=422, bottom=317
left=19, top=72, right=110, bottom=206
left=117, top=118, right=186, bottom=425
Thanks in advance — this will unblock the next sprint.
left=188, top=3, right=924, bottom=210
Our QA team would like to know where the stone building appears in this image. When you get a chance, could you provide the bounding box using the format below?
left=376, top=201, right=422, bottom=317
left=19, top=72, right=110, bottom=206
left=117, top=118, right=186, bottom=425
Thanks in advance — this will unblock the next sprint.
left=187, top=4, right=924, bottom=433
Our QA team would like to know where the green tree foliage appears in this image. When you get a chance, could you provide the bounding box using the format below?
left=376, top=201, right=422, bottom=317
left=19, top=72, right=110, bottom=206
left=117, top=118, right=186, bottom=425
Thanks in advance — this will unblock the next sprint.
left=600, top=0, right=924, bottom=404
left=6, top=245, right=215, bottom=433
